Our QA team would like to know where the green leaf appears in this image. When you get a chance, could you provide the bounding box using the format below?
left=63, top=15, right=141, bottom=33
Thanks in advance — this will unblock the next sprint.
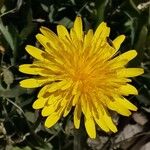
left=0, top=0, right=23, bottom=17
left=134, top=25, right=148, bottom=65
left=24, top=111, right=36, bottom=123
left=0, top=0, right=4, bottom=10
left=0, top=19, right=19, bottom=64
left=95, top=0, right=106, bottom=27
left=41, top=3, right=49, bottom=12
left=2, top=68, right=14, bottom=88
left=124, top=11, right=137, bottom=46
left=35, top=143, right=53, bottom=150
left=136, top=94, right=150, bottom=105
left=56, top=17, right=73, bottom=28
left=48, top=4, right=55, bottom=22
left=142, top=73, right=150, bottom=79
left=20, top=8, right=35, bottom=41
left=0, top=18, right=15, bottom=51
left=11, top=146, right=32, bottom=150
left=0, top=85, right=27, bottom=98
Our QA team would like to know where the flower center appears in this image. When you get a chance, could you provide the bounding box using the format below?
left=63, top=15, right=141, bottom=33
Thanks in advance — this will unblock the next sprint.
left=72, top=56, right=90, bottom=81
left=70, top=57, right=96, bottom=93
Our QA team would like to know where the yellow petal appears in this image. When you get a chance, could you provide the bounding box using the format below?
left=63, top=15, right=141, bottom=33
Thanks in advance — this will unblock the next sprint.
left=36, top=34, right=52, bottom=51
left=83, top=29, right=93, bottom=49
left=93, top=27, right=110, bottom=56
left=48, top=80, right=71, bottom=93
left=70, top=28, right=78, bottom=43
left=32, top=98, right=47, bottom=109
left=84, top=117, right=96, bottom=138
left=61, top=80, right=73, bottom=90
left=25, top=45, right=45, bottom=60
left=92, top=108, right=110, bottom=132
left=108, top=50, right=138, bottom=68
left=40, top=26, right=59, bottom=45
left=38, top=84, right=51, bottom=98
left=42, top=95, right=62, bottom=116
left=19, top=64, right=59, bottom=78
left=57, top=25, right=70, bottom=40
left=45, top=112, right=60, bottom=128
left=45, top=105, right=66, bottom=128
left=92, top=97, right=116, bottom=132
left=48, top=81, right=63, bottom=93
left=19, top=64, right=43, bottom=75
left=118, top=84, right=138, bottom=95
left=42, top=105, right=55, bottom=116
left=60, top=94, right=68, bottom=107
left=92, top=22, right=107, bottom=44
left=112, top=35, right=125, bottom=50
left=73, top=16, right=83, bottom=40
left=72, top=92, right=80, bottom=106
left=82, top=100, right=96, bottom=138
left=109, top=59, right=129, bottom=69
left=20, top=78, right=47, bottom=88
left=74, top=104, right=81, bottom=129
left=114, top=50, right=137, bottom=62
left=72, top=81, right=79, bottom=95
left=117, top=68, right=144, bottom=77
left=115, top=97, right=137, bottom=111
left=103, top=110, right=118, bottom=132
left=46, top=64, right=62, bottom=72
left=63, top=99, right=72, bottom=117
left=107, top=100, right=132, bottom=116
left=48, top=95, right=61, bottom=105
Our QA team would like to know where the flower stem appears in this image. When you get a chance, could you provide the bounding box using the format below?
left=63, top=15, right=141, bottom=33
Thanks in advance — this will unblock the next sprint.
left=73, top=120, right=86, bottom=150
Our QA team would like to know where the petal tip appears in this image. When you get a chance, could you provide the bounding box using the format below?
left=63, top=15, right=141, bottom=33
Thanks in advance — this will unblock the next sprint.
left=19, top=80, right=27, bottom=88
left=39, top=26, right=47, bottom=32
left=32, top=102, right=38, bottom=109
left=25, top=45, right=32, bottom=53
left=139, top=68, right=144, bottom=75
left=112, top=127, right=118, bottom=133
left=18, top=65, right=23, bottom=72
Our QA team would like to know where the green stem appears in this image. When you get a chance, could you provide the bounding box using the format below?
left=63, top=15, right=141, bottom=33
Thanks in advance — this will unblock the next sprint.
left=73, top=119, right=86, bottom=150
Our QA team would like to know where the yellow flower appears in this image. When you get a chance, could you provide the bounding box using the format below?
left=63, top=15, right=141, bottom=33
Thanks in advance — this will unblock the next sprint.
left=19, top=17, right=144, bottom=138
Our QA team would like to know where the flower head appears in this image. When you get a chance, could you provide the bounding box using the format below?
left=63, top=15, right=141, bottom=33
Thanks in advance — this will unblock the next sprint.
left=19, top=17, right=144, bottom=138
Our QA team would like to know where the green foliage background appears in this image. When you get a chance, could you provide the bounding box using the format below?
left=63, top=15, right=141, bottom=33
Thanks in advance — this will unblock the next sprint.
left=0, top=0, right=150, bottom=150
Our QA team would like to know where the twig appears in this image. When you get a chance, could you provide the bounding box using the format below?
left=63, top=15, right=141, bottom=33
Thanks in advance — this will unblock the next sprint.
left=5, top=98, right=25, bottom=115
left=0, top=0, right=23, bottom=18
left=137, top=1, right=150, bottom=10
